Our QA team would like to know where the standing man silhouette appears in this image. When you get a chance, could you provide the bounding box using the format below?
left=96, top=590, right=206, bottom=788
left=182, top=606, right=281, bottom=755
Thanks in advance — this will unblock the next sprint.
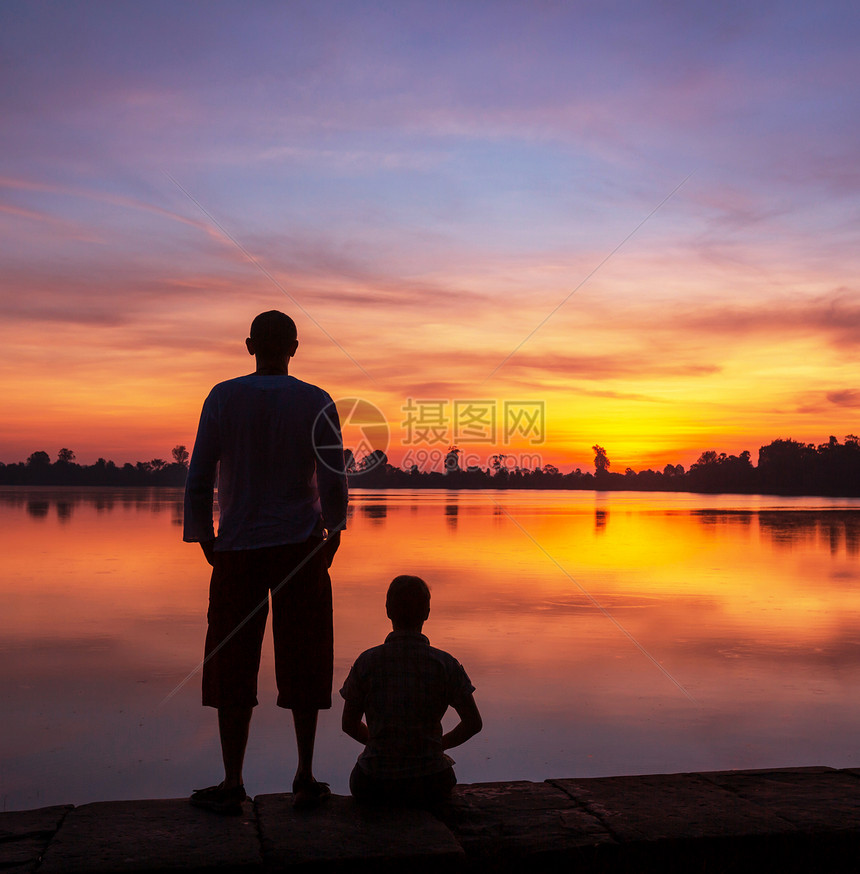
left=184, top=311, right=348, bottom=813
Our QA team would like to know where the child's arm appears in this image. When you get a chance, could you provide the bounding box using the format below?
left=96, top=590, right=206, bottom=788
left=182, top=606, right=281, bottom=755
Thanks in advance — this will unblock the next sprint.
left=441, top=693, right=483, bottom=751
left=341, top=699, right=369, bottom=745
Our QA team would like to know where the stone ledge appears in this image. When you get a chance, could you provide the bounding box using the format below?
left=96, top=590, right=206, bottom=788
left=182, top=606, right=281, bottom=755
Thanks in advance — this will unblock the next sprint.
left=0, top=806, right=72, bottom=874
left=439, top=780, right=614, bottom=869
left=549, top=771, right=798, bottom=841
left=257, top=792, right=463, bottom=872
left=5, top=767, right=860, bottom=873
left=701, top=766, right=860, bottom=831
left=37, top=799, right=260, bottom=874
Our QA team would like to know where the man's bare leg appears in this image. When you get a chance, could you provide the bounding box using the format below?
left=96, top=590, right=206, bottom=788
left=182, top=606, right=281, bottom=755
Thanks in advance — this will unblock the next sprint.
left=291, top=707, right=330, bottom=807
left=218, top=705, right=253, bottom=789
left=291, top=707, right=319, bottom=787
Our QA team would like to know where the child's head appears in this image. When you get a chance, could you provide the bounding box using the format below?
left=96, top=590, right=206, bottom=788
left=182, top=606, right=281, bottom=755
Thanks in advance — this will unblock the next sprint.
left=386, top=575, right=431, bottom=630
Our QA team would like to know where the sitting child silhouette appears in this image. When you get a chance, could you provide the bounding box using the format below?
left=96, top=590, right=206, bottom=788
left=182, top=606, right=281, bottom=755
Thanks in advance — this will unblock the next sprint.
left=340, top=575, right=483, bottom=806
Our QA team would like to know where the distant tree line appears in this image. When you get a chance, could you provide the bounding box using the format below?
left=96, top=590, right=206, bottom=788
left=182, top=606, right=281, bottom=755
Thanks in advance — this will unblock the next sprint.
left=2, top=436, right=860, bottom=496
left=0, top=446, right=190, bottom=486
left=348, top=436, right=860, bottom=497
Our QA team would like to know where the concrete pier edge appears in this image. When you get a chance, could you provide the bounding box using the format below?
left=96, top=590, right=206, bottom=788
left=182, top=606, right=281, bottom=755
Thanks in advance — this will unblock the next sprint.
left=4, top=766, right=860, bottom=872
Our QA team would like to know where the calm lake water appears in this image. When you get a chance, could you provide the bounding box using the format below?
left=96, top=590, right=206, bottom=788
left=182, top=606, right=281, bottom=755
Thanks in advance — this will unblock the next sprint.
left=3, top=486, right=860, bottom=812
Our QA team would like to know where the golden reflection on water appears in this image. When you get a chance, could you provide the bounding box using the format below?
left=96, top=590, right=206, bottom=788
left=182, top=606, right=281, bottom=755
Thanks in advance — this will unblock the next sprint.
left=2, top=487, right=860, bottom=811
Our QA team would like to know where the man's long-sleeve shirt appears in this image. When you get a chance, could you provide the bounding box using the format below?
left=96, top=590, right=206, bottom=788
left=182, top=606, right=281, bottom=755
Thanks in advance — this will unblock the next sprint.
left=183, top=374, right=348, bottom=551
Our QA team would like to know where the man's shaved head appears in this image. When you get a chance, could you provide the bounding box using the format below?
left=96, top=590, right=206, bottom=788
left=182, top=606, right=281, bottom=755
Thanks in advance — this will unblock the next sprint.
left=249, top=311, right=297, bottom=359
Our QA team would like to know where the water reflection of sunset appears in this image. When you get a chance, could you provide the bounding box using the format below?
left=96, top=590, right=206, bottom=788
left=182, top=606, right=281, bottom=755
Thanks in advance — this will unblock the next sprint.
left=3, top=488, right=860, bottom=811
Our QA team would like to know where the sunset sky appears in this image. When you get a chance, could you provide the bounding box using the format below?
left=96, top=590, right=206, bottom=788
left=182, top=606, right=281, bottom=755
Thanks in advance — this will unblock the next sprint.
left=2, top=1, right=859, bottom=472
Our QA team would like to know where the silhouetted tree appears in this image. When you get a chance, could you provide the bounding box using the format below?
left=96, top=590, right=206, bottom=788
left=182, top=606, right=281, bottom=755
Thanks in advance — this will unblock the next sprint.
left=809, top=435, right=860, bottom=495
left=592, top=445, right=610, bottom=474
left=757, top=439, right=817, bottom=494
left=57, top=448, right=76, bottom=464
left=490, top=454, right=508, bottom=476
left=171, top=445, right=190, bottom=467
left=343, top=448, right=356, bottom=473
left=359, top=449, right=388, bottom=472
left=444, top=446, right=461, bottom=474
left=685, top=449, right=754, bottom=492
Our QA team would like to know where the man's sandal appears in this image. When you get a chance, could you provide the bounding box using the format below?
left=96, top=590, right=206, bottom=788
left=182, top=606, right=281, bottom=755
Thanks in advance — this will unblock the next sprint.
left=189, top=782, right=248, bottom=815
